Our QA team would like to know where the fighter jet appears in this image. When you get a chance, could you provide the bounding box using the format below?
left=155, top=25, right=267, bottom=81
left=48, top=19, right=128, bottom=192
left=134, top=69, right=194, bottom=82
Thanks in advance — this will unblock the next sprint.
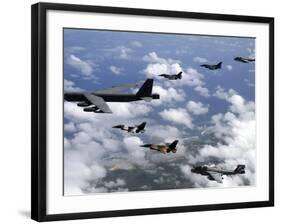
left=234, top=57, right=255, bottom=63
left=200, top=62, right=222, bottom=70
left=64, top=79, right=160, bottom=113
left=191, top=164, right=246, bottom=183
left=112, top=122, right=146, bottom=133
left=158, top=71, right=182, bottom=80
left=140, top=140, right=179, bottom=154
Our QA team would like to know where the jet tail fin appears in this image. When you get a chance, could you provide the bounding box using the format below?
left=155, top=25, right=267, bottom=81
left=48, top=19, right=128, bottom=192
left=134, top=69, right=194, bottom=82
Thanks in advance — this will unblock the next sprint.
left=217, top=62, right=222, bottom=68
left=169, top=140, right=178, bottom=149
left=177, top=71, right=183, bottom=79
left=234, top=164, right=245, bottom=174
left=136, top=122, right=146, bottom=133
left=136, top=79, right=153, bottom=97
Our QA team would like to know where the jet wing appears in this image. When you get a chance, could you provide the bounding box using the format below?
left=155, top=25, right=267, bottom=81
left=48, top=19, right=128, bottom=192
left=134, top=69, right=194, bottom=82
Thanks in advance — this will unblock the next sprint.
left=158, top=145, right=168, bottom=154
left=94, top=80, right=144, bottom=94
left=207, top=171, right=223, bottom=183
left=83, top=93, right=112, bottom=113
left=127, top=126, right=135, bottom=132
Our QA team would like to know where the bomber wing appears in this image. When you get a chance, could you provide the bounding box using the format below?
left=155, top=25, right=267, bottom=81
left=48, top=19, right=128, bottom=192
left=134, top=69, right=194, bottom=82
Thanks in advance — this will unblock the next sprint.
left=84, top=93, right=112, bottom=113
left=207, top=171, right=223, bottom=183
left=94, top=80, right=144, bottom=94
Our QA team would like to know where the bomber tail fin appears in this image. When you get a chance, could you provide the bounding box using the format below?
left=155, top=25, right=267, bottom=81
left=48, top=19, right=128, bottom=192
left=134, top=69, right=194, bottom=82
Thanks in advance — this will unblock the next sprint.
left=136, top=79, right=153, bottom=97
left=136, top=79, right=159, bottom=101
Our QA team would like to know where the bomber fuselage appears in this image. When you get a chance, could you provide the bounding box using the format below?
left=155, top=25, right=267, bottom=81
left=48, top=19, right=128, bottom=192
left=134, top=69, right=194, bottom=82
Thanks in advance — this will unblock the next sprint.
left=64, top=92, right=160, bottom=103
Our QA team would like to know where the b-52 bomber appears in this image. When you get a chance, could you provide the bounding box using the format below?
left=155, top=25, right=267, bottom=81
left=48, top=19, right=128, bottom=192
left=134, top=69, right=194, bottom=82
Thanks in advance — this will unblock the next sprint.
left=200, top=62, right=222, bottom=70
left=112, top=122, right=146, bottom=133
left=234, top=57, right=255, bottom=63
left=140, top=140, right=179, bottom=154
left=158, top=71, right=182, bottom=80
left=191, top=164, right=246, bottom=183
left=64, top=79, right=160, bottom=113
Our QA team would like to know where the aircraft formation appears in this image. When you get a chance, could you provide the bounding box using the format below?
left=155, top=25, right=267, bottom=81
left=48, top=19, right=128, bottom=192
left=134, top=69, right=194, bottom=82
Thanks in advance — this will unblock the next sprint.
left=199, top=56, right=255, bottom=70
left=64, top=55, right=253, bottom=183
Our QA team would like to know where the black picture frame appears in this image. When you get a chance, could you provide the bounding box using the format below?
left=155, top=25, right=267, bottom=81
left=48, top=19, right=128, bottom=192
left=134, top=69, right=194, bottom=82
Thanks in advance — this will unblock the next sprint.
left=31, top=2, right=274, bottom=222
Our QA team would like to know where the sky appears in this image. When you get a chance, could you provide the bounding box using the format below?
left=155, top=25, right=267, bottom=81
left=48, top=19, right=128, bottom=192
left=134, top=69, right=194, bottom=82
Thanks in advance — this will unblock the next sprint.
left=63, top=28, right=256, bottom=195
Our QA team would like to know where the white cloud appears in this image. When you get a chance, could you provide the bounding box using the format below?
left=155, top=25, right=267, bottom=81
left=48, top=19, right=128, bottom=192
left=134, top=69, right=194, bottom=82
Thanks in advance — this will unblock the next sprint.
left=105, top=46, right=133, bottom=59
left=145, top=125, right=183, bottom=146
left=151, top=85, right=185, bottom=106
left=131, top=41, right=142, bottom=47
left=226, top=65, right=233, bottom=71
left=143, top=52, right=180, bottom=64
left=66, top=54, right=94, bottom=78
left=104, top=178, right=126, bottom=188
left=123, top=136, right=148, bottom=166
left=213, top=85, right=237, bottom=100
left=64, top=79, right=84, bottom=92
left=191, top=91, right=256, bottom=186
left=181, top=68, right=204, bottom=87
left=159, top=108, right=193, bottom=129
left=193, top=56, right=208, bottom=63
left=64, top=135, right=108, bottom=194
left=194, top=86, right=210, bottom=97
left=186, top=101, right=209, bottom=115
left=108, top=102, right=152, bottom=118
left=109, top=65, right=123, bottom=75
left=64, top=122, right=77, bottom=132
left=213, top=86, right=255, bottom=118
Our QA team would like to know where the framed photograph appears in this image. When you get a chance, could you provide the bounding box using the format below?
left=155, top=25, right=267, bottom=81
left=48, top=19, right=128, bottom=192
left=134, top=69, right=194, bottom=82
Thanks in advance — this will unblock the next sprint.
left=31, top=2, right=274, bottom=222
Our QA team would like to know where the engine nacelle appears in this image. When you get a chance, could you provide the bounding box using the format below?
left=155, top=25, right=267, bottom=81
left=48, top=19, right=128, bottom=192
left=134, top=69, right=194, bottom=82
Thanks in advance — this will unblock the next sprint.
left=77, top=102, right=91, bottom=107
left=83, top=106, right=105, bottom=113
left=83, top=106, right=99, bottom=112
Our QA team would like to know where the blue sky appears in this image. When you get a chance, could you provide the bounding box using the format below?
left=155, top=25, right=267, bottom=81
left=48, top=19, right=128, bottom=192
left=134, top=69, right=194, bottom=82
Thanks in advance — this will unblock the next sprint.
left=63, top=28, right=256, bottom=195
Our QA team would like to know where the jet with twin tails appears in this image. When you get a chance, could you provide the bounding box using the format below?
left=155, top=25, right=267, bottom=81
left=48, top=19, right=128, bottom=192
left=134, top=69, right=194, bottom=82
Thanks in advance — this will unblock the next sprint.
left=234, top=57, right=255, bottom=63
left=140, top=140, right=179, bottom=154
left=191, top=164, right=246, bottom=183
left=200, top=62, right=222, bottom=70
left=158, top=71, right=182, bottom=80
left=64, top=79, right=160, bottom=113
left=112, top=122, right=146, bottom=133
